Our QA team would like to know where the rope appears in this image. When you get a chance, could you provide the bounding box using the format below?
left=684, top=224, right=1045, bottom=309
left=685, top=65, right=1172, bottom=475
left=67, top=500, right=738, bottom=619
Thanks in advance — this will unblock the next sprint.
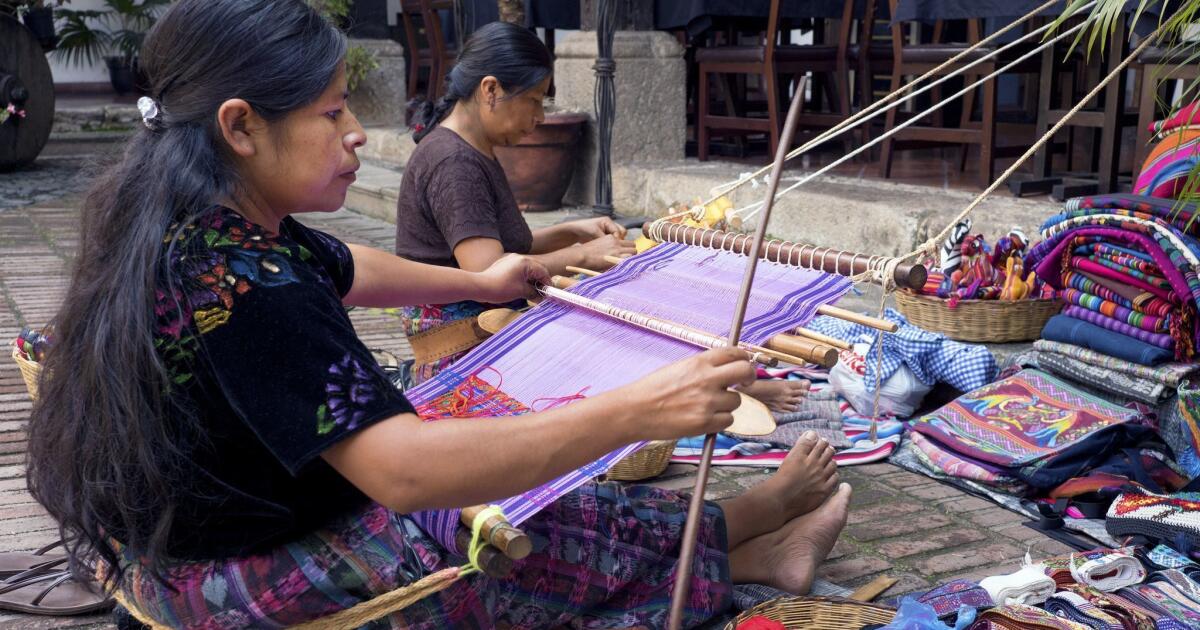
left=706, top=0, right=1075, bottom=205
left=903, top=23, right=1166, bottom=266
left=111, top=507, right=512, bottom=629
left=733, top=16, right=1090, bottom=225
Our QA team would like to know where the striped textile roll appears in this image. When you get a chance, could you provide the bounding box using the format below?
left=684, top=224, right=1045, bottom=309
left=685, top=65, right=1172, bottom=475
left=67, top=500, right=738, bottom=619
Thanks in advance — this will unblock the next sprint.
left=1135, top=128, right=1200, bottom=199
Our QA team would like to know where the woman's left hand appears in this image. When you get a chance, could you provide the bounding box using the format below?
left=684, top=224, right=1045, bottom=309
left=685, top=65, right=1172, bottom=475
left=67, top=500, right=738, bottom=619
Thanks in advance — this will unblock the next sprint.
left=568, top=217, right=627, bottom=242
left=478, top=254, right=551, bottom=302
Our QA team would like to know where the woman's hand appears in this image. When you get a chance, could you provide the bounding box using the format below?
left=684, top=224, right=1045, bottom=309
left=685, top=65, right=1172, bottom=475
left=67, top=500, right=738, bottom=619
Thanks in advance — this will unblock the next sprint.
left=568, top=216, right=627, bottom=241
left=616, top=348, right=757, bottom=441
left=576, top=234, right=638, bottom=270
left=477, top=254, right=550, bottom=303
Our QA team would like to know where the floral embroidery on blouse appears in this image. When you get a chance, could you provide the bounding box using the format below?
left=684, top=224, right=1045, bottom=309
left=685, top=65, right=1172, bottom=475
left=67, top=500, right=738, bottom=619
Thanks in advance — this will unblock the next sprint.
left=154, top=209, right=304, bottom=386
left=317, top=353, right=379, bottom=435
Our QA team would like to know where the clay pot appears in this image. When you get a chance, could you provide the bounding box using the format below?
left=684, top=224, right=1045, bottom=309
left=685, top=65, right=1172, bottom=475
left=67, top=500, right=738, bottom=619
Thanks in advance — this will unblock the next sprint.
left=495, top=112, right=588, bottom=212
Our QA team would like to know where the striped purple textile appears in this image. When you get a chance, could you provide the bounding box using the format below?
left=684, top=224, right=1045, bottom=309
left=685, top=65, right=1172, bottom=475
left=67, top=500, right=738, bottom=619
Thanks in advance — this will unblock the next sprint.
left=1063, top=305, right=1174, bottom=349
left=406, top=243, right=851, bottom=551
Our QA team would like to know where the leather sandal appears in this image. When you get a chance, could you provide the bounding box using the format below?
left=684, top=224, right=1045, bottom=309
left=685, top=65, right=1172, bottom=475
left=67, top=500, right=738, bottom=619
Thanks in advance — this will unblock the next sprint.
left=0, top=541, right=67, bottom=580
left=0, top=568, right=113, bottom=616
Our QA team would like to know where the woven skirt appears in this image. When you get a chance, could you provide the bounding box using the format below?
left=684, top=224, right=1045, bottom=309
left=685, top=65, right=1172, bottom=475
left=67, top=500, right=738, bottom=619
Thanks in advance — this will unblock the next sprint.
left=116, top=482, right=732, bottom=629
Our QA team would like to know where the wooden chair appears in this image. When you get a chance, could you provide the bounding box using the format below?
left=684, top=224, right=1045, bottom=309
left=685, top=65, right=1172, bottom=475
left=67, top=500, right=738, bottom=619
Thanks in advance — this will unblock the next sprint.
left=877, top=0, right=1038, bottom=188
left=398, top=0, right=436, bottom=100
left=419, top=0, right=458, bottom=99
left=695, top=0, right=859, bottom=160
left=1134, top=46, right=1200, bottom=168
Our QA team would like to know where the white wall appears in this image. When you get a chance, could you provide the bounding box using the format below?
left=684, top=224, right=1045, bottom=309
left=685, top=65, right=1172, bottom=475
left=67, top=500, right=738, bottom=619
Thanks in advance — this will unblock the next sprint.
left=47, top=0, right=111, bottom=84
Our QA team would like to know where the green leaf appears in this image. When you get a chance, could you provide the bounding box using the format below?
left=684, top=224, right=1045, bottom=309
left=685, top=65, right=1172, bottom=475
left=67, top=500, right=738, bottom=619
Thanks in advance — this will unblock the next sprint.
left=316, top=404, right=334, bottom=435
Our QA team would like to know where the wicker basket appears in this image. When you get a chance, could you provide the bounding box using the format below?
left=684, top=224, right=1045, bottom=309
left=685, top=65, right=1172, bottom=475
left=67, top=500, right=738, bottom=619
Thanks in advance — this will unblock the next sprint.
left=725, top=596, right=897, bottom=630
left=603, top=440, right=675, bottom=482
left=11, top=343, right=41, bottom=401
left=894, top=289, right=1064, bottom=343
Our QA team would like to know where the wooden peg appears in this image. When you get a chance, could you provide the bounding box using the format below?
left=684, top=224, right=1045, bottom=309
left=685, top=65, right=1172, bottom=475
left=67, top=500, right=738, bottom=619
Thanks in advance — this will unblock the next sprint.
left=453, top=528, right=513, bottom=578
left=550, top=275, right=579, bottom=289
left=565, top=265, right=601, bottom=277
left=460, top=505, right=533, bottom=560
left=603, top=255, right=627, bottom=266
left=795, top=327, right=852, bottom=350
left=816, top=304, right=898, bottom=332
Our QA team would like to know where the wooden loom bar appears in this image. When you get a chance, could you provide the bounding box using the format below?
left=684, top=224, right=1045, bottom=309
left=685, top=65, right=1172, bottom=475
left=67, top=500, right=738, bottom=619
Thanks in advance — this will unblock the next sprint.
left=546, top=276, right=838, bottom=367
left=460, top=505, right=533, bottom=561
left=596, top=258, right=898, bottom=333
left=453, top=529, right=512, bottom=578
left=643, top=221, right=928, bottom=292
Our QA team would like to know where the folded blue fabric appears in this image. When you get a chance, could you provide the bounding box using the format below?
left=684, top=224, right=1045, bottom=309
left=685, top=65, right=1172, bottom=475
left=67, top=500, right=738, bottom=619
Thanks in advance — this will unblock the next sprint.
left=1041, top=314, right=1174, bottom=366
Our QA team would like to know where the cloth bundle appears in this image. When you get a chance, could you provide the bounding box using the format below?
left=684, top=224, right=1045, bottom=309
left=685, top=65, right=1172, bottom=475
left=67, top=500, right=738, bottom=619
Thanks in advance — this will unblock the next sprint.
left=1065, top=548, right=1146, bottom=592
left=908, top=369, right=1157, bottom=492
left=978, top=562, right=1057, bottom=606
left=1028, top=195, right=1200, bottom=365
left=806, top=308, right=997, bottom=396
left=1041, top=591, right=1125, bottom=630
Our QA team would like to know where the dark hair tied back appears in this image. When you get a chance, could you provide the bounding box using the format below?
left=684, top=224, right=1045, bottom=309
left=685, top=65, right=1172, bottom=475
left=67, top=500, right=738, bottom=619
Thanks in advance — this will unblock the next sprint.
left=26, top=0, right=346, bottom=587
left=409, top=21, right=552, bottom=142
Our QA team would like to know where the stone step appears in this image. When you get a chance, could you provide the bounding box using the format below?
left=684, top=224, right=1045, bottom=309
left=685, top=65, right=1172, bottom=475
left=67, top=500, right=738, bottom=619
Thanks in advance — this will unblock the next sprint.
left=344, top=160, right=403, bottom=224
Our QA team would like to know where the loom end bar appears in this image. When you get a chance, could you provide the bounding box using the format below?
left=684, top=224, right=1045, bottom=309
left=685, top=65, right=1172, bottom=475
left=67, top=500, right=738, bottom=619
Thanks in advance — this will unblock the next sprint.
left=762, top=335, right=837, bottom=368
left=795, top=327, right=852, bottom=351
left=460, top=506, right=533, bottom=561
left=453, top=529, right=513, bottom=578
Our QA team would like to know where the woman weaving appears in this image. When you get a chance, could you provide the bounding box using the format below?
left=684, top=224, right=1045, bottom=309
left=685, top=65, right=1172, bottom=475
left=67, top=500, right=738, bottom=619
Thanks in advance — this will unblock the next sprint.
left=395, top=23, right=813, bottom=413
left=26, top=2, right=850, bottom=628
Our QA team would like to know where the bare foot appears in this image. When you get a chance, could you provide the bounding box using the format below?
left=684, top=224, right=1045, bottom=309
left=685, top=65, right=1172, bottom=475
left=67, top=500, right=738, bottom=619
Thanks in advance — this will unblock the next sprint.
left=762, top=430, right=839, bottom=519
left=720, top=432, right=839, bottom=547
left=742, top=379, right=810, bottom=413
left=729, top=483, right=852, bottom=594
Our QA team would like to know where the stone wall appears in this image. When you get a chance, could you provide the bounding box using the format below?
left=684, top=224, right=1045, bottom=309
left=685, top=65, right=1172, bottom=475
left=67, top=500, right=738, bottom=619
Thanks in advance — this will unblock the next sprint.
left=552, top=30, right=686, bottom=208
left=349, top=38, right=407, bottom=127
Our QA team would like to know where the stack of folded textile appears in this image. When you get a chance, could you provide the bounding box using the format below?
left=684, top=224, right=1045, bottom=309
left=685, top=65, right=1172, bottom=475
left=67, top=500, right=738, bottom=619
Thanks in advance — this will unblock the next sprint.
left=1021, top=339, right=1199, bottom=406
left=1025, top=194, right=1200, bottom=366
left=906, top=369, right=1159, bottom=494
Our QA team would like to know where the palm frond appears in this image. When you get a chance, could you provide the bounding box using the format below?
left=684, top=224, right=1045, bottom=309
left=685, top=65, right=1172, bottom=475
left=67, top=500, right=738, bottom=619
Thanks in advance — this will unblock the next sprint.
left=51, top=9, right=112, bottom=68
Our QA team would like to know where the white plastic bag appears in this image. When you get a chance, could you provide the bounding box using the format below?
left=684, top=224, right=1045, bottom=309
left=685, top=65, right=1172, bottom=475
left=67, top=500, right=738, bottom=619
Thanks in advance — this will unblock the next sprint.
left=829, top=344, right=931, bottom=418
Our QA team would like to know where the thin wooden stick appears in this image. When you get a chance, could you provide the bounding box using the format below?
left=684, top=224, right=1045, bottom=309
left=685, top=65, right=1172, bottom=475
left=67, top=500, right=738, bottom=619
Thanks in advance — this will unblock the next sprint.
left=796, top=327, right=852, bottom=350
left=546, top=276, right=837, bottom=367
left=668, top=76, right=809, bottom=630
left=564, top=265, right=601, bottom=277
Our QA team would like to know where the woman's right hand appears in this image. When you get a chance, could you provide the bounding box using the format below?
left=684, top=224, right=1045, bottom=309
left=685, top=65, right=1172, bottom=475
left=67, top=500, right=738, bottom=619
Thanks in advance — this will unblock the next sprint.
left=617, top=348, right=757, bottom=442
left=575, top=234, right=637, bottom=270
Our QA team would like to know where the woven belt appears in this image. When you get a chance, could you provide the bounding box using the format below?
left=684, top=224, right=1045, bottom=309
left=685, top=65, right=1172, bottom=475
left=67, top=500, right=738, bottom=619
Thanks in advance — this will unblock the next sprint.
left=407, top=318, right=487, bottom=366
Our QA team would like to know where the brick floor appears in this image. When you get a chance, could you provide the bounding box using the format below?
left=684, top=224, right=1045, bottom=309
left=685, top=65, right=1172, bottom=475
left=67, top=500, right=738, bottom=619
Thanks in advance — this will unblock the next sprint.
left=0, top=174, right=1070, bottom=627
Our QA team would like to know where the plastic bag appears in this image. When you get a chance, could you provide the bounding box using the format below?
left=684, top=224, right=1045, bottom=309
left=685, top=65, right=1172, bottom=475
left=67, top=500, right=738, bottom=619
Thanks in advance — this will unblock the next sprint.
left=829, top=344, right=931, bottom=418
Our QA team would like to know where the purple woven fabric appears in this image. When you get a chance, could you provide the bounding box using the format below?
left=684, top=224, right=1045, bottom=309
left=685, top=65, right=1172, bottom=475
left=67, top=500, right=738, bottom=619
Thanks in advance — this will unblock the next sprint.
left=1063, top=306, right=1175, bottom=348
left=407, top=243, right=851, bottom=551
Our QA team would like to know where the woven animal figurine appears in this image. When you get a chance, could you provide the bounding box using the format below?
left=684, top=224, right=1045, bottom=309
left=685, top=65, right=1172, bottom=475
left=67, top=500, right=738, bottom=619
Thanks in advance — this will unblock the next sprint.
left=939, top=219, right=972, bottom=275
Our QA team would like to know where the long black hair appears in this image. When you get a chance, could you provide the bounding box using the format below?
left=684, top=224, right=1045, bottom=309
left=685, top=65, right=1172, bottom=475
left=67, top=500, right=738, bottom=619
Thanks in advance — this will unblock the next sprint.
left=26, top=0, right=346, bottom=585
left=410, top=21, right=552, bottom=142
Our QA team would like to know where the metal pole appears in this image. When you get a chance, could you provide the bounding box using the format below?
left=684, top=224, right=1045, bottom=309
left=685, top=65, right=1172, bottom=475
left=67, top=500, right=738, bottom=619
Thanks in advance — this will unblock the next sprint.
left=667, top=76, right=809, bottom=630
left=592, top=0, right=616, bottom=217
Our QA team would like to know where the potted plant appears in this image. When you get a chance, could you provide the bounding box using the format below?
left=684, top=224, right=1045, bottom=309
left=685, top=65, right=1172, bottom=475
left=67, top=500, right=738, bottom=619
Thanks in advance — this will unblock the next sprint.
left=10, top=1, right=63, bottom=51
left=53, top=0, right=169, bottom=95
